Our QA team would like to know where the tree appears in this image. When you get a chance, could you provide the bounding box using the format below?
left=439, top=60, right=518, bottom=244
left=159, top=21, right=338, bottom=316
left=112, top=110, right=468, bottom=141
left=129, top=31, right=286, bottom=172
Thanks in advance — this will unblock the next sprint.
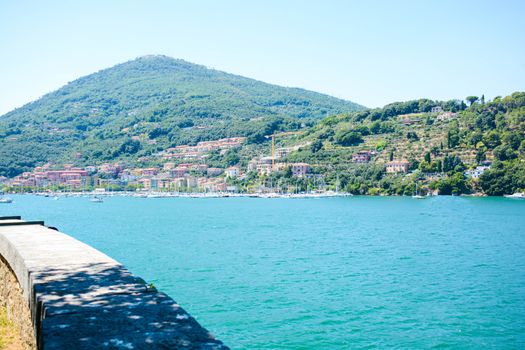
left=310, top=139, right=323, bottom=153
left=493, top=144, right=517, bottom=161
left=447, top=129, right=460, bottom=148
left=375, top=140, right=387, bottom=151
left=443, top=155, right=464, bottom=173
left=334, top=129, right=363, bottom=146
left=406, top=131, right=419, bottom=141
left=466, top=96, right=479, bottom=106
left=478, top=163, right=517, bottom=195
left=482, top=131, right=501, bottom=149
left=116, top=139, right=141, bottom=156
left=284, top=166, right=293, bottom=178
left=419, top=161, right=433, bottom=173
left=424, top=152, right=431, bottom=163
left=369, top=121, right=381, bottom=134
left=475, top=149, right=486, bottom=164
left=503, top=131, right=522, bottom=150
left=223, top=149, right=240, bottom=166
left=176, top=118, right=194, bottom=128
left=436, top=172, right=468, bottom=195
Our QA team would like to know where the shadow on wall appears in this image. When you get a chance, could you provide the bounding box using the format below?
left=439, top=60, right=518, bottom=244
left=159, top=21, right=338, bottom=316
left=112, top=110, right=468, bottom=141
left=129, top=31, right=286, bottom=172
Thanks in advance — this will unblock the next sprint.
left=31, top=262, right=228, bottom=349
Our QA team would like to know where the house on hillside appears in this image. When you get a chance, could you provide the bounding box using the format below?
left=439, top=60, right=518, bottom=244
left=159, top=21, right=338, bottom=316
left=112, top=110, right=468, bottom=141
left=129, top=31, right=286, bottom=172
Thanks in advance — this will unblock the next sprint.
left=247, top=159, right=258, bottom=172
left=400, top=118, right=422, bottom=126
left=352, top=151, right=372, bottom=163
left=207, top=168, right=224, bottom=177
left=256, top=157, right=274, bottom=175
left=386, top=160, right=410, bottom=173
left=464, top=165, right=491, bottom=179
left=291, top=163, right=310, bottom=177
left=436, top=112, right=457, bottom=121
left=170, top=167, right=189, bottom=178
left=225, top=166, right=240, bottom=178
left=141, top=168, right=159, bottom=177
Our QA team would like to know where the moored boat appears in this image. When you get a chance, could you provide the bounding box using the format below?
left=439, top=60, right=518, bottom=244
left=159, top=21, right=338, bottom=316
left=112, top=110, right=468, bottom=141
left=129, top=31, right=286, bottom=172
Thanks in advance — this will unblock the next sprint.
left=412, top=182, right=426, bottom=199
left=504, top=192, right=525, bottom=199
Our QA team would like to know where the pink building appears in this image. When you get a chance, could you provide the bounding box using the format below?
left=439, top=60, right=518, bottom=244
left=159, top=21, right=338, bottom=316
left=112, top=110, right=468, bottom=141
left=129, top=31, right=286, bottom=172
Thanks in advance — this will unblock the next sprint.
left=352, top=151, right=372, bottom=163
left=141, top=168, right=159, bottom=177
left=207, top=168, right=224, bottom=176
left=170, top=167, right=188, bottom=178
left=291, top=163, right=310, bottom=177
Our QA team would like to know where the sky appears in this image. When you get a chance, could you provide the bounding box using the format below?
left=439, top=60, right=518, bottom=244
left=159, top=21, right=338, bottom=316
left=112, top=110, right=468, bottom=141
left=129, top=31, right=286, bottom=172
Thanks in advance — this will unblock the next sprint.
left=0, top=0, right=524, bottom=114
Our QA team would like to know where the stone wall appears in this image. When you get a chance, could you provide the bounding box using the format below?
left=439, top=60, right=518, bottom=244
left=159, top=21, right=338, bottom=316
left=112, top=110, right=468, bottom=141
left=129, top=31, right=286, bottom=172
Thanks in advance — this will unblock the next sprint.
left=0, top=217, right=228, bottom=349
left=0, top=255, right=36, bottom=350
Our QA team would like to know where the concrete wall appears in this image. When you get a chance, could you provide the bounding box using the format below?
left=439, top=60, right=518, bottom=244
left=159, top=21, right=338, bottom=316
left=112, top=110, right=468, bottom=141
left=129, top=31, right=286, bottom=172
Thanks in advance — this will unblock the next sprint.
left=0, top=217, right=228, bottom=349
left=0, top=254, right=36, bottom=349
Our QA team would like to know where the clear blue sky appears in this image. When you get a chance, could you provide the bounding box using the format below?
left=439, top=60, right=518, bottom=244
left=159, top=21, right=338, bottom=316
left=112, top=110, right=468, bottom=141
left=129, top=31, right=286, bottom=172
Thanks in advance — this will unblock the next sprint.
left=1, top=0, right=524, bottom=114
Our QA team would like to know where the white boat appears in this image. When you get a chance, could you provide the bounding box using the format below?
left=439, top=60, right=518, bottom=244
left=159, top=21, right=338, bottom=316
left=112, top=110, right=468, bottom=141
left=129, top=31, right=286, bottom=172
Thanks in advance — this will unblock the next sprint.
left=504, top=193, right=525, bottom=199
left=412, top=183, right=426, bottom=199
left=89, top=197, right=103, bottom=203
left=0, top=197, right=13, bottom=203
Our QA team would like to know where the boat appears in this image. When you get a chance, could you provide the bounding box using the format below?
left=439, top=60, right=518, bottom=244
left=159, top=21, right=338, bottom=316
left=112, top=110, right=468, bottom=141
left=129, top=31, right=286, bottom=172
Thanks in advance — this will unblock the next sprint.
left=89, top=197, right=103, bottom=203
left=0, top=197, right=13, bottom=203
left=504, top=193, right=525, bottom=199
left=412, top=182, right=426, bottom=199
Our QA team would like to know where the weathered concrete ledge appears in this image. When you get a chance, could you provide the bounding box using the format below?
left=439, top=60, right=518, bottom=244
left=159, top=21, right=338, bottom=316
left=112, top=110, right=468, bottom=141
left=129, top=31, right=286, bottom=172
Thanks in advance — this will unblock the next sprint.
left=0, top=216, right=228, bottom=349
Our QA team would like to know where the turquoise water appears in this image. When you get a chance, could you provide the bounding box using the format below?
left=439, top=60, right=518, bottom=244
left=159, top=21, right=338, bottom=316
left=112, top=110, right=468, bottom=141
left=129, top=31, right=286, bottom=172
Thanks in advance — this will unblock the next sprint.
left=2, top=195, right=525, bottom=349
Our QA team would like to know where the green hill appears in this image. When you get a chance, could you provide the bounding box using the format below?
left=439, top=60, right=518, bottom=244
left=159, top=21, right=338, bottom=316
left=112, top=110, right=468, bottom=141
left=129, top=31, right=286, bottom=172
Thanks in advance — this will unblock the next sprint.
left=0, top=55, right=363, bottom=177
left=280, top=92, right=525, bottom=195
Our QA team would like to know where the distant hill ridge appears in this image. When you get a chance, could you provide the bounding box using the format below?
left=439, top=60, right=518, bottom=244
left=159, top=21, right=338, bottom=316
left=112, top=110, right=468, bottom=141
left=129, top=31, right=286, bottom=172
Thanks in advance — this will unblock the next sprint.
left=0, top=55, right=364, bottom=177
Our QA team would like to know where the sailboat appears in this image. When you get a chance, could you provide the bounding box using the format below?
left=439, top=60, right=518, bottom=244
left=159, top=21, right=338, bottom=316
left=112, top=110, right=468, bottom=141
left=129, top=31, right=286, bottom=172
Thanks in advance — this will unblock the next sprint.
left=412, top=182, right=425, bottom=199
left=0, top=197, right=13, bottom=203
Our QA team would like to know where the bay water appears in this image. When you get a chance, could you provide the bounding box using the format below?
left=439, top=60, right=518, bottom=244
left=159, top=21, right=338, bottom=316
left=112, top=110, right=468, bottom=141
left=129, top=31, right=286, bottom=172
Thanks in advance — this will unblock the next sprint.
left=2, top=195, right=524, bottom=349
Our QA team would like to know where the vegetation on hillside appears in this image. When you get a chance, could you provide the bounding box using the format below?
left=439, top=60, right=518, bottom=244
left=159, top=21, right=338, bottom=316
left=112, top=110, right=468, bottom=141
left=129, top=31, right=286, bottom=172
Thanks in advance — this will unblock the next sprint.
left=0, top=55, right=522, bottom=196
left=0, top=55, right=363, bottom=177
left=277, top=92, right=525, bottom=195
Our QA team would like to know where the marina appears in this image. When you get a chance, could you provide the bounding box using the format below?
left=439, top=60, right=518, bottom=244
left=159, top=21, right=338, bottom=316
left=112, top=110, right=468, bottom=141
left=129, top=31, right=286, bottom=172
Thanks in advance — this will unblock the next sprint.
left=28, top=190, right=355, bottom=199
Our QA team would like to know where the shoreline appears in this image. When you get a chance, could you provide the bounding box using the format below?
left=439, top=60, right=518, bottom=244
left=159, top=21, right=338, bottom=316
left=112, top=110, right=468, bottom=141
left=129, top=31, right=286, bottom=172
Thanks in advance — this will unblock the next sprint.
left=3, top=191, right=522, bottom=199
left=9, top=191, right=355, bottom=199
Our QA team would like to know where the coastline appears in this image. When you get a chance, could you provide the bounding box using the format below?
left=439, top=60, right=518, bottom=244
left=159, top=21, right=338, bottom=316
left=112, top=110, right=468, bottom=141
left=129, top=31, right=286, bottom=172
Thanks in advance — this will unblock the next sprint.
left=8, top=191, right=355, bottom=199
left=5, top=191, right=522, bottom=199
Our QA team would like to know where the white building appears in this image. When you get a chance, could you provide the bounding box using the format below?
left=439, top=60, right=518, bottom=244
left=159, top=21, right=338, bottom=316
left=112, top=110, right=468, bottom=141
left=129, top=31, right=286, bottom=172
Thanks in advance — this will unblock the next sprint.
left=464, top=166, right=490, bottom=179
left=225, top=166, right=240, bottom=178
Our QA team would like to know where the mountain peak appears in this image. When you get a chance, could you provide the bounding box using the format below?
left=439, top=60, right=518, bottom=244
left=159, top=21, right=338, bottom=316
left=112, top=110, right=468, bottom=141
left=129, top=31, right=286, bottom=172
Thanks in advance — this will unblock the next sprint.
left=0, top=56, right=364, bottom=177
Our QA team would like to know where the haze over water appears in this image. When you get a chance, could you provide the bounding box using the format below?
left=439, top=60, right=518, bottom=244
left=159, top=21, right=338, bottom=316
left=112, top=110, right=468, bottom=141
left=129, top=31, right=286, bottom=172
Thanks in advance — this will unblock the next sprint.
left=3, top=195, right=525, bottom=349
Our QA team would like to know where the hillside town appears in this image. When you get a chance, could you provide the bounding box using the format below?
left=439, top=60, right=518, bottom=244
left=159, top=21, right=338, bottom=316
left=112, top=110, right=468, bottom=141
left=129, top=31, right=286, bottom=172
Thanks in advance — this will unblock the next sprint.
left=0, top=130, right=498, bottom=195
left=0, top=136, right=320, bottom=193
left=0, top=142, right=492, bottom=195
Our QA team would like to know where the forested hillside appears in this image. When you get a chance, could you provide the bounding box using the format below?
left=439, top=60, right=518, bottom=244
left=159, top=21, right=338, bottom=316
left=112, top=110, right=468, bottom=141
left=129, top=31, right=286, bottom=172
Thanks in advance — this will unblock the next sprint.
left=1, top=55, right=523, bottom=196
left=0, top=55, right=363, bottom=177
left=278, top=92, right=525, bottom=195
